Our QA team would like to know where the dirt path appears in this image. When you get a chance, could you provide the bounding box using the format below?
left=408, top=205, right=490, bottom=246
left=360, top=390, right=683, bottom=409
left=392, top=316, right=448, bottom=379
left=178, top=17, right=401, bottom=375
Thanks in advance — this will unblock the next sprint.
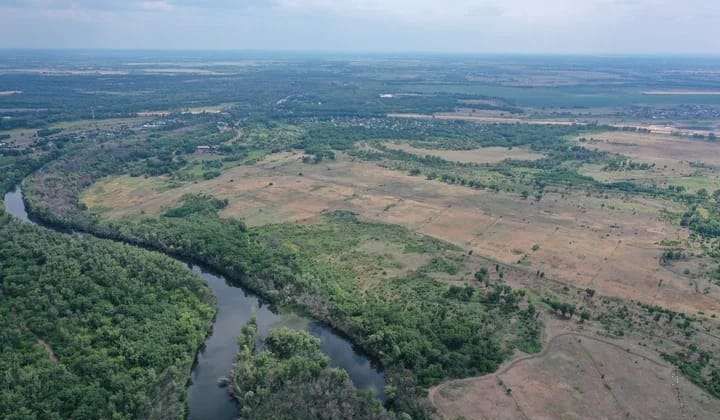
left=37, top=338, right=59, bottom=364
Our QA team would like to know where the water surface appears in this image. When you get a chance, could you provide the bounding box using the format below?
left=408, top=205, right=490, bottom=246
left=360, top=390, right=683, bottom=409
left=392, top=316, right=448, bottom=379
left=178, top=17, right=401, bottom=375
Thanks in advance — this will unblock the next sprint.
left=3, top=186, right=30, bottom=223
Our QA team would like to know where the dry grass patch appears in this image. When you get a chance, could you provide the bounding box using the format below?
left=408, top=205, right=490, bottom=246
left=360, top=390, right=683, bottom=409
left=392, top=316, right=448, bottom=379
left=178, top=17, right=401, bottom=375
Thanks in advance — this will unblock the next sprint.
left=385, top=142, right=544, bottom=164
left=81, top=152, right=720, bottom=315
left=388, top=112, right=580, bottom=126
left=577, top=131, right=720, bottom=167
left=579, top=162, right=720, bottom=193
left=576, top=131, right=720, bottom=192
left=81, top=175, right=176, bottom=217
left=430, top=332, right=720, bottom=420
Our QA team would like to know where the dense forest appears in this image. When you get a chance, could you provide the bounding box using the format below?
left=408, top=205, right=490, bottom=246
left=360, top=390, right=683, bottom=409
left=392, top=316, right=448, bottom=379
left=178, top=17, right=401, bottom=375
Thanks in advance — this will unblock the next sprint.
left=0, top=212, right=215, bottom=419
left=0, top=143, right=217, bottom=418
left=231, top=320, right=393, bottom=420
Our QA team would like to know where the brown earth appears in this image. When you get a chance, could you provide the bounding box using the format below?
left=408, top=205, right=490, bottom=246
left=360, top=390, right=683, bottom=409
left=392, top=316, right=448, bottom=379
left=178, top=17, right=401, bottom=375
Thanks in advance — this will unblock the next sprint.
left=429, top=318, right=720, bottom=420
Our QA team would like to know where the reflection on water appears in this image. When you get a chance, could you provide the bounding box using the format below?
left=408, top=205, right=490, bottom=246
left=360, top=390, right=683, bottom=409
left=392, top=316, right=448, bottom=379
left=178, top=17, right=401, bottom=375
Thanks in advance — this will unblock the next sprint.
left=188, top=267, right=385, bottom=420
left=4, top=185, right=385, bottom=420
left=3, top=186, right=31, bottom=223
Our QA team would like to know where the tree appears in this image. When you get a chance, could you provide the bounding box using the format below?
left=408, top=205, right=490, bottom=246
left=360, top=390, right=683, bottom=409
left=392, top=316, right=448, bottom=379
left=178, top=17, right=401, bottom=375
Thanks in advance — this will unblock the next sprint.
left=474, top=267, right=489, bottom=282
left=580, top=310, right=591, bottom=322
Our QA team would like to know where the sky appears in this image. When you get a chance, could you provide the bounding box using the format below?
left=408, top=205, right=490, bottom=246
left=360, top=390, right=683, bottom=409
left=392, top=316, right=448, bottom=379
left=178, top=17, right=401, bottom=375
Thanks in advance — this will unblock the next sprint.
left=1, top=0, right=719, bottom=54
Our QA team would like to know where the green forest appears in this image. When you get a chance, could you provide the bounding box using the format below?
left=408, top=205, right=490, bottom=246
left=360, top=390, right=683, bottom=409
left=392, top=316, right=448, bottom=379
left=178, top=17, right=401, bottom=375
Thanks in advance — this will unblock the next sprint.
left=0, top=212, right=215, bottom=419
left=231, top=320, right=393, bottom=420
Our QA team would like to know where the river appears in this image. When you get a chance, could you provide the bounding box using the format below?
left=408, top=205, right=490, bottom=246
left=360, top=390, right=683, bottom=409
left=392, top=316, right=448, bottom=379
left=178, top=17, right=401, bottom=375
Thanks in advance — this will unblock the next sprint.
left=3, top=185, right=385, bottom=420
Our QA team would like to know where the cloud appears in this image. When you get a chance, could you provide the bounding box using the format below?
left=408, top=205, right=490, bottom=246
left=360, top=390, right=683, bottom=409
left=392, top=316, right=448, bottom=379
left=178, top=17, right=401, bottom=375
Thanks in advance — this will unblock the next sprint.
left=0, top=0, right=718, bottom=53
left=0, top=0, right=277, bottom=11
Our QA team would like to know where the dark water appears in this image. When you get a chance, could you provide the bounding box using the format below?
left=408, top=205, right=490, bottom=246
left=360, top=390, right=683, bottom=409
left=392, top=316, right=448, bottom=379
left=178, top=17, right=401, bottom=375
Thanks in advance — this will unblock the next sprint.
left=4, top=185, right=385, bottom=420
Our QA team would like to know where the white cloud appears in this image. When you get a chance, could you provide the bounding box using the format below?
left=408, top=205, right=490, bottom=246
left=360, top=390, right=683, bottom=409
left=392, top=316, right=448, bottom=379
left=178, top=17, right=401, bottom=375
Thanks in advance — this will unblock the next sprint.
left=0, top=0, right=718, bottom=53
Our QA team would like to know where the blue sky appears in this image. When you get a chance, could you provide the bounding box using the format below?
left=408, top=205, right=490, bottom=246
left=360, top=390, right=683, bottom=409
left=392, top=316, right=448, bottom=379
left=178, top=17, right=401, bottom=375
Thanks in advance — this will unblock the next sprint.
left=1, top=0, right=718, bottom=54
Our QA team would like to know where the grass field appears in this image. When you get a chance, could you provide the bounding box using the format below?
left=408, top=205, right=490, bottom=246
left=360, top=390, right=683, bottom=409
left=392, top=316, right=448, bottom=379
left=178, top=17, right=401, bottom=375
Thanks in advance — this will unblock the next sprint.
left=81, top=147, right=719, bottom=316
left=577, top=131, right=720, bottom=167
left=384, top=143, right=544, bottom=164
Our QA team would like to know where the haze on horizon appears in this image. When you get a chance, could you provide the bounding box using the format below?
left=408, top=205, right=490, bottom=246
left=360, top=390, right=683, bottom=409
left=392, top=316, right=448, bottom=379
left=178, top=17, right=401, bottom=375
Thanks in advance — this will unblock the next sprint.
left=1, top=0, right=719, bottom=55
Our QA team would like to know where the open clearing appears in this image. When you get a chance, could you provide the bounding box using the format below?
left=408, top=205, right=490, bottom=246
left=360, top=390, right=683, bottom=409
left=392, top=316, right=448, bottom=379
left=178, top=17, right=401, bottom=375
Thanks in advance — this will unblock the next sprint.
left=0, top=128, right=38, bottom=147
left=577, top=131, right=720, bottom=167
left=82, top=151, right=720, bottom=316
left=385, top=143, right=544, bottom=164
left=1, top=117, right=151, bottom=147
left=390, top=112, right=720, bottom=137
left=430, top=320, right=720, bottom=420
left=579, top=162, right=720, bottom=193
left=137, top=103, right=235, bottom=117
left=388, top=112, right=580, bottom=126
left=575, top=131, right=720, bottom=192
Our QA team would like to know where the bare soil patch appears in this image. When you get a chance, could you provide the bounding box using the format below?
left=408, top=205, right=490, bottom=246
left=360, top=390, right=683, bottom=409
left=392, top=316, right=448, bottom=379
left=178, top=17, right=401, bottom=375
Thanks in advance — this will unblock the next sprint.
left=430, top=327, right=720, bottom=420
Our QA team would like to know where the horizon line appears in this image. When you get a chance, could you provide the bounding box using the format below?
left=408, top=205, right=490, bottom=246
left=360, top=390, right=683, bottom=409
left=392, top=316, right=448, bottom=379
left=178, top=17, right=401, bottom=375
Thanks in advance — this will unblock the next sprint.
left=0, top=47, right=719, bottom=59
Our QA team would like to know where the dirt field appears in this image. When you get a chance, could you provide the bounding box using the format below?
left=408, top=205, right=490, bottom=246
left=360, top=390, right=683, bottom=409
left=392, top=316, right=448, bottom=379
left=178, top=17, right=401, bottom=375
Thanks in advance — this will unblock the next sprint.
left=430, top=319, right=720, bottom=420
left=385, top=143, right=544, bottom=164
left=82, top=151, right=720, bottom=316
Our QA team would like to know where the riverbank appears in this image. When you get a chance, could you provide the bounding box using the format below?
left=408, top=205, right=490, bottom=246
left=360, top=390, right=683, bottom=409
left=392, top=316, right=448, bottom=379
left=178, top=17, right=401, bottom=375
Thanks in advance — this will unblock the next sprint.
left=4, top=185, right=386, bottom=420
